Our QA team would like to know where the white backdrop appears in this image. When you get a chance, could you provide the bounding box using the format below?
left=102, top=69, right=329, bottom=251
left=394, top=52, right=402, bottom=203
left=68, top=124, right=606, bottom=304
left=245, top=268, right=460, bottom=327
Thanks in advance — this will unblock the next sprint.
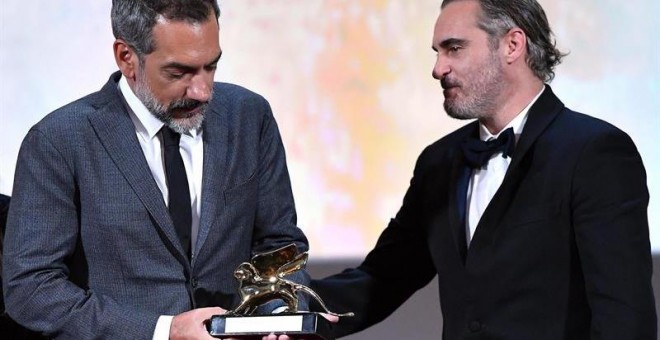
left=1, top=1, right=658, bottom=257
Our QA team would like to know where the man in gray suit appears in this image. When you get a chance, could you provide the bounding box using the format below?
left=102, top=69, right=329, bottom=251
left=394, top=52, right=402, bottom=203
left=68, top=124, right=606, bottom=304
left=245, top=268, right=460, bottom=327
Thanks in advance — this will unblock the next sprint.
left=2, top=1, right=309, bottom=339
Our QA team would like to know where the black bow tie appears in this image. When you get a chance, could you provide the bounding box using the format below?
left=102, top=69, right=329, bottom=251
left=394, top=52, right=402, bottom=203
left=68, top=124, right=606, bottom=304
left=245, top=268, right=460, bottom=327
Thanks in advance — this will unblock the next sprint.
left=461, top=127, right=516, bottom=169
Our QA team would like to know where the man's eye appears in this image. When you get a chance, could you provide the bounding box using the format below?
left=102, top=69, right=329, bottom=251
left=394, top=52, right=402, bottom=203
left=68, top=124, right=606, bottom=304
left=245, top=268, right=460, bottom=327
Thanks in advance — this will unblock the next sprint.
left=168, top=72, right=184, bottom=79
left=449, top=46, right=461, bottom=52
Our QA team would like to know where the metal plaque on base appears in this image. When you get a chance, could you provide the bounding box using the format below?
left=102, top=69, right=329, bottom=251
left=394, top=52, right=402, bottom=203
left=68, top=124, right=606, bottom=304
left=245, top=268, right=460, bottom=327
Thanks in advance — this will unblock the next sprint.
left=207, top=312, right=334, bottom=340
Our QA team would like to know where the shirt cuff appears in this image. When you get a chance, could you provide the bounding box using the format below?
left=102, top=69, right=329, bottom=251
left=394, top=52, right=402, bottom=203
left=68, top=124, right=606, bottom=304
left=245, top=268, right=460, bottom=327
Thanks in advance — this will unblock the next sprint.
left=152, top=315, right=174, bottom=340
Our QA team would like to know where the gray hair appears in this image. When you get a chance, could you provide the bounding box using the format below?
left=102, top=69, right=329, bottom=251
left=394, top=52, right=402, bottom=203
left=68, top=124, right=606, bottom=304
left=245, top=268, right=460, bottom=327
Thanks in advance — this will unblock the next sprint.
left=442, top=0, right=566, bottom=82
left=111, top=0, right=220, bottom=59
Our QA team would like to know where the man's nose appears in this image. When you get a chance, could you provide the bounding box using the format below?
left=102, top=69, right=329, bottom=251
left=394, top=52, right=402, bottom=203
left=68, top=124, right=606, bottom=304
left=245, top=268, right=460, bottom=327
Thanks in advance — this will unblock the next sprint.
left=432, top=55, right=450, bottom=80
left=186, top=74, right=212, bottom=102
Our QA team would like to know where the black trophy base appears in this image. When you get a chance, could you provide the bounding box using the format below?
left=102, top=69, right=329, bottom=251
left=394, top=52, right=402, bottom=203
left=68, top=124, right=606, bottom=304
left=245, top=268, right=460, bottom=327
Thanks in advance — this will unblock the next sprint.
left=207, top=312, right=334, bottom=340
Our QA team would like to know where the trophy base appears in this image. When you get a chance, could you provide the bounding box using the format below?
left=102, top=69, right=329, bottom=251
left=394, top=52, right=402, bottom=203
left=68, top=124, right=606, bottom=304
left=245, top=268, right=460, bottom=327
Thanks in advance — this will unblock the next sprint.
left=207, top=312, right=334, bottom=340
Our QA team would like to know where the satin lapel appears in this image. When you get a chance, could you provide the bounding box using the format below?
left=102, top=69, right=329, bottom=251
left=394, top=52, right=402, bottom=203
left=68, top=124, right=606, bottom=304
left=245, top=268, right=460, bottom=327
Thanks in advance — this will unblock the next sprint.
left=448, top=151, right=472, bottom=263
left=509, top=86, right=564, bottom=171
left=194, top=104, right=229, bottom=259
left=87, top=77, right=189, bottom=264
left=468, top=86, right=564, bottom=255
left=447, top=124, right=479, bottom=264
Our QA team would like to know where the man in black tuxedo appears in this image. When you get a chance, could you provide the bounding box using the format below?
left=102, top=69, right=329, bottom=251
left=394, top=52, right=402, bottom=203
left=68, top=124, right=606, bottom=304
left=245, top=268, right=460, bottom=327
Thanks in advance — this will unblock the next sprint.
left=312, top=0, right=656, bottom=339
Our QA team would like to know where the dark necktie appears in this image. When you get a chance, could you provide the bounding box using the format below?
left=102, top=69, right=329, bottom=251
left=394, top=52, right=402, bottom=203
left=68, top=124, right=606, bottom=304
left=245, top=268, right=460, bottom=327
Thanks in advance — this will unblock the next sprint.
left=461, top=127, right=515, bottom=169
left=161, top=127, right=192, bottom=258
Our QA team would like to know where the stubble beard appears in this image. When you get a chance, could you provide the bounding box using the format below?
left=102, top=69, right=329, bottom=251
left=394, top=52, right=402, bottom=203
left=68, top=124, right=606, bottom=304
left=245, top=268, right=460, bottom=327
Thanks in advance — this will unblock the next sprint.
left=134, top=71, right=211, bottom=134
left=442, top=50, right=504, bottom=121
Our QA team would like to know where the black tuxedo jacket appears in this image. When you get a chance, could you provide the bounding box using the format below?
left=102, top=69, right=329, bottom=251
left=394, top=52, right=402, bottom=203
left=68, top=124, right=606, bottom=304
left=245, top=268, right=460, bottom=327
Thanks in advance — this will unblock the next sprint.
left=313, top=87, right=656, bottom=339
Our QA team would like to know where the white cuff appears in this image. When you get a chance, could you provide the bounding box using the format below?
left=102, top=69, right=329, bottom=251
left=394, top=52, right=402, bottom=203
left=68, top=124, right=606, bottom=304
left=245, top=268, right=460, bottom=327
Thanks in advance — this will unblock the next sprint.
left=152, top=315, right=174, bottom=340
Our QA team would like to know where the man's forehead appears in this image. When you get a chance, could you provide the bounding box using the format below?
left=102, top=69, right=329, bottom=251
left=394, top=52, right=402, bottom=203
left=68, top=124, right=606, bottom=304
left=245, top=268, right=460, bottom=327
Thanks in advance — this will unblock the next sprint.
left=143, top=15, right=221, bottom=70
left=437, top=1, right=481, bottom=28
left=433, top=1, right=482, bottom=41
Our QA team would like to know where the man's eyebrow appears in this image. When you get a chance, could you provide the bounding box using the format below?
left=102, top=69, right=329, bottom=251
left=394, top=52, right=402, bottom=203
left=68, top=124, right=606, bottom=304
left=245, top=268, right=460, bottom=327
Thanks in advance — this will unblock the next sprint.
left=162, top=51, right=223, bottom=71
left=437, top=38, right=468, bottom=50
left=162, top=62, right=196, bottom=73
left=208, top=51, right=222, bottom=66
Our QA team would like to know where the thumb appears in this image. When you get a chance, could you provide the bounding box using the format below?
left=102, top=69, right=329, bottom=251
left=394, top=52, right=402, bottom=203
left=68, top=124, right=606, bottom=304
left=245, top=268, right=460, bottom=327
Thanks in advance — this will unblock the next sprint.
left=321, top=313, right=339, bottom=323
left=198, top=306, right=227, bottom=318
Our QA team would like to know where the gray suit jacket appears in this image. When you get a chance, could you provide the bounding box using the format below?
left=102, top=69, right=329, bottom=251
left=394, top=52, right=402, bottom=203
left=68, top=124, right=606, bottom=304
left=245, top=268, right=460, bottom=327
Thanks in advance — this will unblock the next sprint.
left=2, top=72, right=309, bottom=339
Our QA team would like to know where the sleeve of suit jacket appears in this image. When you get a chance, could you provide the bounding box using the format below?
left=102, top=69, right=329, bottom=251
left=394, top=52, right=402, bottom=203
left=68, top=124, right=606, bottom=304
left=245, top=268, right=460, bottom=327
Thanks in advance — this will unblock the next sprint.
left=571, top=127, right=656, bottom=338
left=311, top=146, right=438, bottom=337
left=0, top=194, right=9, bottom=312
left=244, top=91, right=311, bottom=313
left=2, top=128, right=160, bottom=339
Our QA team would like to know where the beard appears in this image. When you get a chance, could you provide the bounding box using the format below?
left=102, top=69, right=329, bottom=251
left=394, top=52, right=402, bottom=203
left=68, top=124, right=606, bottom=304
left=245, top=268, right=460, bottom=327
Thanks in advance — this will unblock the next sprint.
left=134, top=72, right=211, bottom=134
left=441, top=49, right=504, bottom=120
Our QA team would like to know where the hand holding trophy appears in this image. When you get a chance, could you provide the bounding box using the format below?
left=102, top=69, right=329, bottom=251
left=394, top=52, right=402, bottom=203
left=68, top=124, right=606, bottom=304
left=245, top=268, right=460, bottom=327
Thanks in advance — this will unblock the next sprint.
left=207, top=244, right=353, bottom=340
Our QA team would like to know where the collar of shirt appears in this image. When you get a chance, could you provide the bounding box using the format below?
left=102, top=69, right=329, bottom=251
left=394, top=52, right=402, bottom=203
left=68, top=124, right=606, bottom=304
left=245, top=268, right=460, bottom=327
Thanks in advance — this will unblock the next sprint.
left=478, top=85, right=546, bottom=143
left=118, top=75, right=201, bottom=140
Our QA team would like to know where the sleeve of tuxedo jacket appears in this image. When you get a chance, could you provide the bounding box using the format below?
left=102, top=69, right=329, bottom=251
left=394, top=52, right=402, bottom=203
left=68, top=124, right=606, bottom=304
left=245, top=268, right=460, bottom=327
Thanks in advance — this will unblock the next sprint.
left=310, top=146, right=438, bottom=337
left=571, top=127, right=656, bottom=339
left=2, top=128, right=160, bottom=339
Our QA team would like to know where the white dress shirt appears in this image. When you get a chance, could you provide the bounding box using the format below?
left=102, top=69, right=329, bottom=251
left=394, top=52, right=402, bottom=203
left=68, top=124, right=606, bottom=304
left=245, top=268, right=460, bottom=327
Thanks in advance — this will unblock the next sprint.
left=118, top=76, right=204, bottom=340
left=465, top=87, right=545, bottom=246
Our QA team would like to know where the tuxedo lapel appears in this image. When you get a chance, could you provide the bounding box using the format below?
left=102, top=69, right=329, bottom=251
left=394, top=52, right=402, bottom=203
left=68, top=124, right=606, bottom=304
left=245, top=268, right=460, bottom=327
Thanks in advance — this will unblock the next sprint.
left=509, top=86, right=564, bottom=171
left=445, top=124, right=479, bottom=264
left=87, top=75, right=190, bottom=265
left=448, top=151, right=472, bottom=263
left=194, top=103, right=229, bottom=259
left=468, top=87, right=564, bottom=255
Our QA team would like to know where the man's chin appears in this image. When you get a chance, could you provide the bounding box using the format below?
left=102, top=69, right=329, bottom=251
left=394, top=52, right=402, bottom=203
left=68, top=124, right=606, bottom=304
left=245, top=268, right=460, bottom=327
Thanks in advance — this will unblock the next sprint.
left=167, top=113, right=206, bottom=134
left=444, top=103, right=476, bottom=120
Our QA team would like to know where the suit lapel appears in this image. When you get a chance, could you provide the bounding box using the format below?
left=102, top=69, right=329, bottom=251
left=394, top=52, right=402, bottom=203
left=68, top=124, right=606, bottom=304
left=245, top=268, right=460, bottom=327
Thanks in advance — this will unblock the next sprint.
left=87, top=74, right=189, bottom=265
left=194, top=102, right=230, bottom=259
left=509, top=86, right=564, bottom=171
left=468, top=86, right=564, bottom=256
left=443, top=123, right=479, bottom=264
left=448, top=152, right=472, bottom=263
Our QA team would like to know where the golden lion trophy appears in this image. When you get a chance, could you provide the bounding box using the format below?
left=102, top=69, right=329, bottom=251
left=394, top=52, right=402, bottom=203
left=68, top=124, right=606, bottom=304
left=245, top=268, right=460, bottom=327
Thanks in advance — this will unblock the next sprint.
left=207, top=244, right=353, bottom=339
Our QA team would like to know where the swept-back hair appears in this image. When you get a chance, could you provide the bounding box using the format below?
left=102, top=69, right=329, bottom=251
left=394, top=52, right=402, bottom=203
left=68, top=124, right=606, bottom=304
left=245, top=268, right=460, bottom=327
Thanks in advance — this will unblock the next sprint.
left=111, top=0, right=220, bottom=59
left=442, top=0, right=566, bottom=82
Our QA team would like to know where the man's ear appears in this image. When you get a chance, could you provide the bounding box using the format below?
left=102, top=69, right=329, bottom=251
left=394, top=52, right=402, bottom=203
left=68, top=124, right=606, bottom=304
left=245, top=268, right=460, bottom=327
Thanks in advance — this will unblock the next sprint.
left=502, top=27, right=527, bottom=64
left=113, top=39, right=138, bottom=80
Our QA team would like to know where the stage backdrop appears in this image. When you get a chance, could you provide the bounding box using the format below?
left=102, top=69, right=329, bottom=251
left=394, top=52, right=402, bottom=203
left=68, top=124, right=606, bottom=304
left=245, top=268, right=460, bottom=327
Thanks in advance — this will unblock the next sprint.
left=1, top=0, right=658, bottom=258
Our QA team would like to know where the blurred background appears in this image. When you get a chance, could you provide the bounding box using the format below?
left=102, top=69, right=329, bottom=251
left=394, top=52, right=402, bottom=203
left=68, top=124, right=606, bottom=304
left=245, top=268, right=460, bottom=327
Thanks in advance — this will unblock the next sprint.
left=1, top=1, right=658, bottom=338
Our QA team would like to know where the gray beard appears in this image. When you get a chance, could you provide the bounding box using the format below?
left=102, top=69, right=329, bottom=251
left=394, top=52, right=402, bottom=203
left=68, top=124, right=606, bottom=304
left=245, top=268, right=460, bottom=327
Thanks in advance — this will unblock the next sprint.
left=134, top=75, right=211, bottom=134
left=442, top=53, right=504, bottom=121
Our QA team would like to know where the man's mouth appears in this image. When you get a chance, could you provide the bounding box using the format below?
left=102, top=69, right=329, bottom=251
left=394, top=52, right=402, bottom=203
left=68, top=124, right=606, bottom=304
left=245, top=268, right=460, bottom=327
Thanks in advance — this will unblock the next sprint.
left=443, top=86, right=459, bottom=98
left=441, top=78, right=461, bottom=97
left=441, top=78, right=459, bottom=90
left=184, top=107, right=202, bottom=117
left=171, top=108, right=199, bottom=119
left=170, top=101, right=205, bottom=119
